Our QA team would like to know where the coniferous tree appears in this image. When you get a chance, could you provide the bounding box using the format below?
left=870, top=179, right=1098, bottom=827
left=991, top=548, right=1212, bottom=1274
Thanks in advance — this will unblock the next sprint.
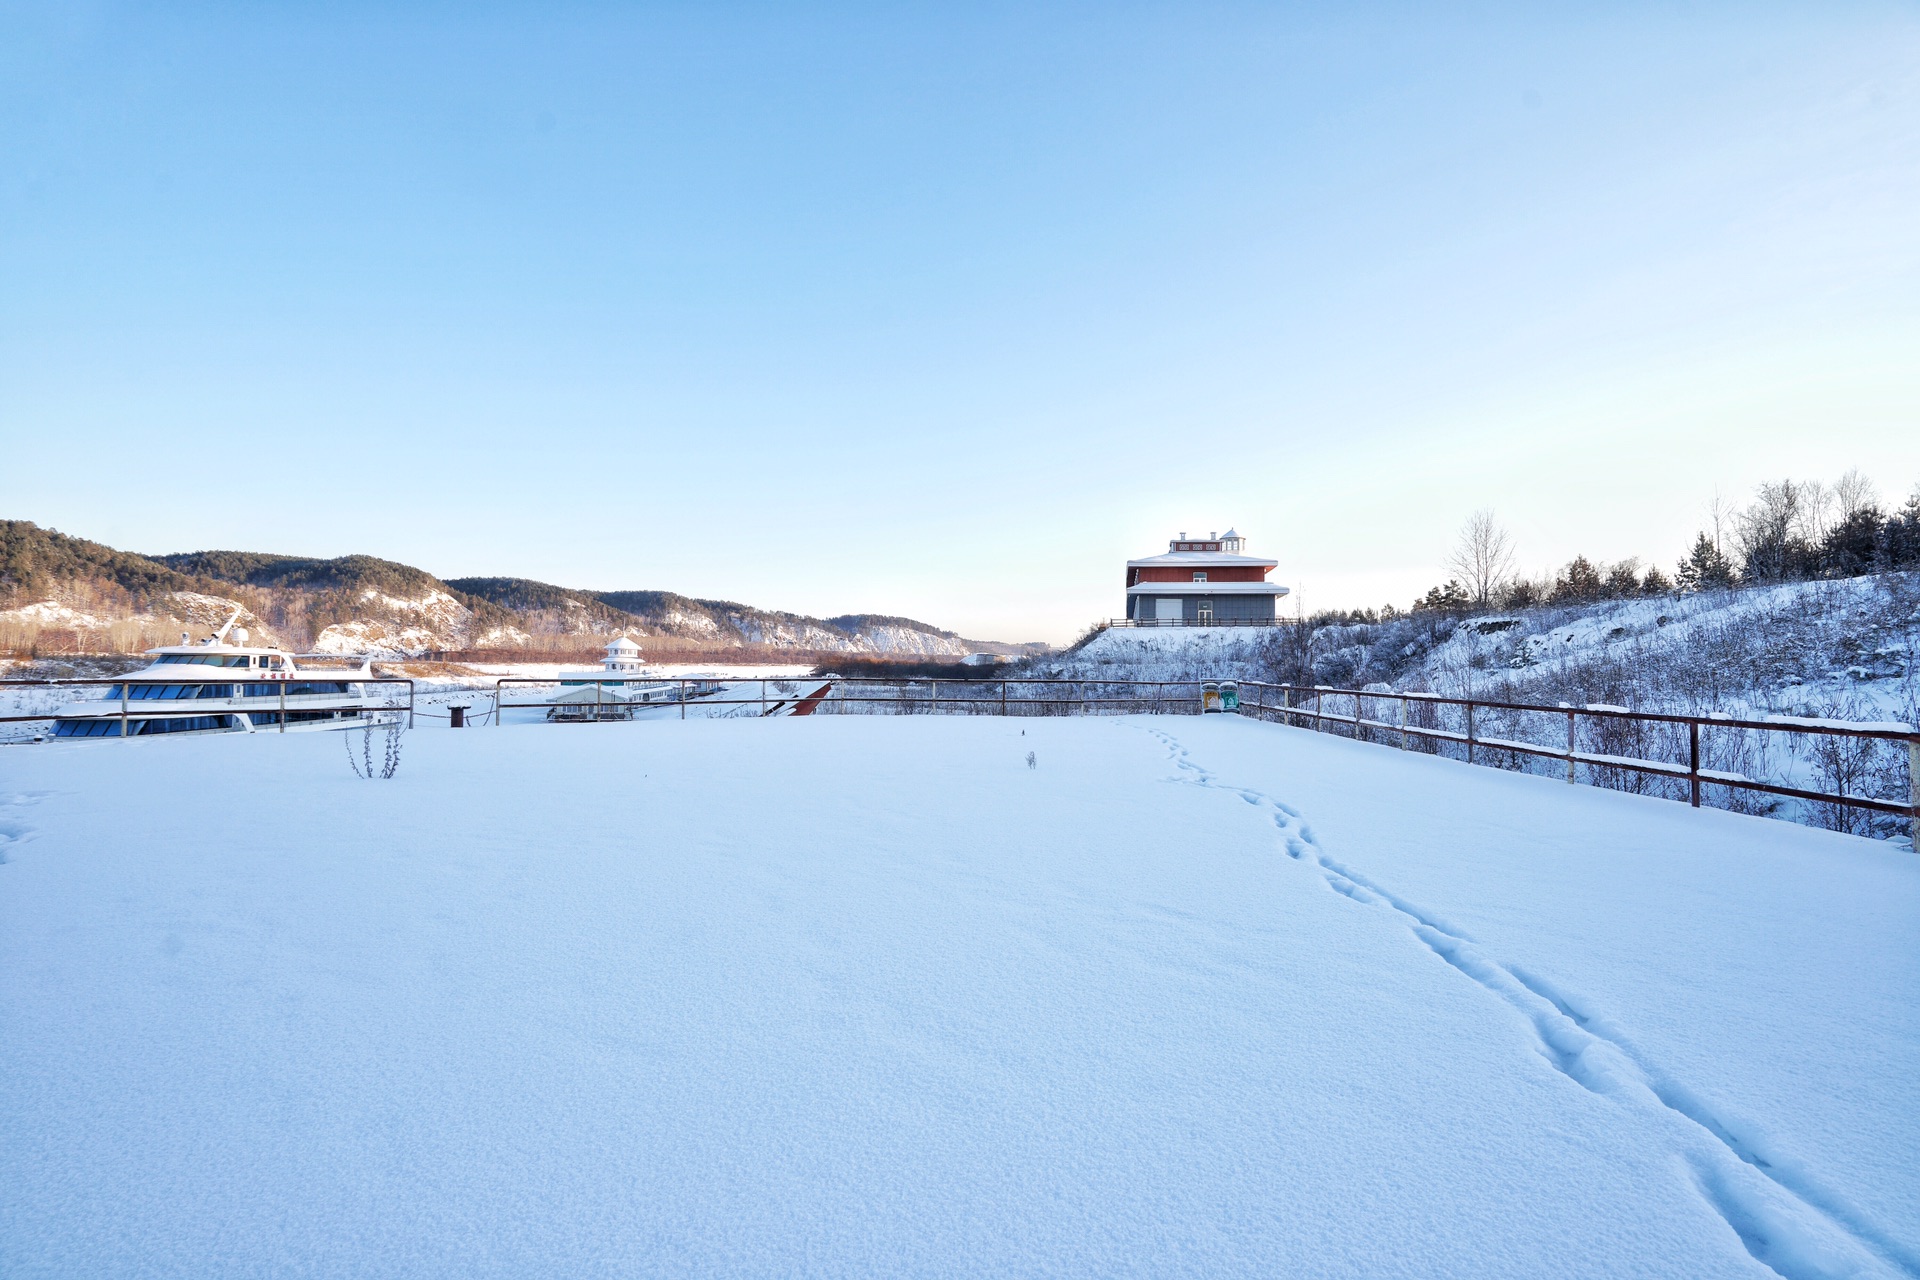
left=1676, top=533, right=1736, bottom=592
left=1414, top=580, right=1471, bottom=614
left=1819, top=506, right=1884, bottom=578
left=1883, top=488, right=1920, bottom=568
left=1603, top=562, right=1641, bottom=598
left=1638, top=565, right=1674, bottom=596
left=1502, top=579, right=1541, bottom=608
left=1552, top=556, right=1604, bottom=603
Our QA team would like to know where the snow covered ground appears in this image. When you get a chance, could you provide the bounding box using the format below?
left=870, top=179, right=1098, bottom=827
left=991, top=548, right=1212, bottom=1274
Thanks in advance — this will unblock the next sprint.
left=2, top=716, right=1915, bottom=1277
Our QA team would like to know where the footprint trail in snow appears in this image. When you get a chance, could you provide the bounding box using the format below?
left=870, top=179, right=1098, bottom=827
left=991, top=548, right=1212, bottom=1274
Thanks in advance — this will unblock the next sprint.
left=0, top=790, right=52, bottom=864
left=1147, top=725, right=1917, bottom=1280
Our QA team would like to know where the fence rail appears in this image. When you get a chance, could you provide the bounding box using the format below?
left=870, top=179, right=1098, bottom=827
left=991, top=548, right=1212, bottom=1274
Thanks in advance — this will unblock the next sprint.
left=11, top=671, right=1912, bottom=840
left=491, top=676, right=1918, bottom=838
left=490, top=676, right=1212, bottom=720
left=1232, top=681, right=1919, bottom=830
left=1102, top=618, right=1292, bottom=629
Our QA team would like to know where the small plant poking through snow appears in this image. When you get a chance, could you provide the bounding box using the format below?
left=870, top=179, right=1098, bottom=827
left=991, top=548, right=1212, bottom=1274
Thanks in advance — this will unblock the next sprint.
left=347, top=720, right=405, bottom=780
left=1026, top=751, right=1036, bottom=770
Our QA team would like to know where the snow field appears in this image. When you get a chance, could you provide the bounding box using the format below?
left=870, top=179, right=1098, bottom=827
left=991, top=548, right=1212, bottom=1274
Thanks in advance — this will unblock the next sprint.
left=1, top=716, right=1915, bottom=1277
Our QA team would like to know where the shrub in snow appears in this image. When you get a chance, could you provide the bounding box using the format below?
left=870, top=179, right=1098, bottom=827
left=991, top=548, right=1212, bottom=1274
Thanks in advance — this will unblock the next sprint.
left=346, top=721, right=404, bottom=780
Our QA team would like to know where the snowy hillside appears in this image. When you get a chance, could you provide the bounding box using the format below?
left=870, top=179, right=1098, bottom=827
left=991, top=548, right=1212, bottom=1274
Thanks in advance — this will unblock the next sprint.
left=1042, top=624, right=1289, bottom=681
left=2, top=716, right=1914, bottom=1276
left=1327, top=573, right=1920, bottom=728
left=1043, top=573, right=1920, bottom=728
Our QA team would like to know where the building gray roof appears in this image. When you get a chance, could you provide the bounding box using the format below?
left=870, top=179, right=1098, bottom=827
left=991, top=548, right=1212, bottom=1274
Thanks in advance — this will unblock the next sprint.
left=1126, top=551, right=1278, bottom=569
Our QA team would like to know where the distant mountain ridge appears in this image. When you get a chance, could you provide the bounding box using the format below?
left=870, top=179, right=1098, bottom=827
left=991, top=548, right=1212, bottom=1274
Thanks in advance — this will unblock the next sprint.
left=0, top=520, right=1039, bottom=659
left=449, top=577, right=1002, bottom=657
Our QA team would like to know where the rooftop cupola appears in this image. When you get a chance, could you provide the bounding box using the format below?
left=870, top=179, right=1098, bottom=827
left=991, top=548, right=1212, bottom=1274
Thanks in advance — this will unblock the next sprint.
left=602, top=635, right=645, bottom=672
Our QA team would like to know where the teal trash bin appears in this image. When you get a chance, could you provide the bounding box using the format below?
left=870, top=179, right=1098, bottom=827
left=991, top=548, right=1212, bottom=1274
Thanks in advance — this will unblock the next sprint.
left=1220, top=681, right=1239, bottom=712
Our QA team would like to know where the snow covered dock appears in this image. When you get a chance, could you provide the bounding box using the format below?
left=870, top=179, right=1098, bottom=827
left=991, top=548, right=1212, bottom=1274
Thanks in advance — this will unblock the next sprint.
left=2, top=718, right=1916, bottom=1278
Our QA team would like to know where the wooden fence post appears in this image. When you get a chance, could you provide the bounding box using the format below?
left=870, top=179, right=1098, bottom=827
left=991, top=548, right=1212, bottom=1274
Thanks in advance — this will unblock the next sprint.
left=1690, top=721, right=1702, bottom=808
left=1465, top=701, right=1474, bottom=764
left=1566, top=710, right=1576, bottom=784
left=1908, top=738, right=1918, bottom=846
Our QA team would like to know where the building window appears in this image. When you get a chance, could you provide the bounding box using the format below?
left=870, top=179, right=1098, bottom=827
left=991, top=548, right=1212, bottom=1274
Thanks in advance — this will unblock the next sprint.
left=1192, top=572, right=1207, bottom=582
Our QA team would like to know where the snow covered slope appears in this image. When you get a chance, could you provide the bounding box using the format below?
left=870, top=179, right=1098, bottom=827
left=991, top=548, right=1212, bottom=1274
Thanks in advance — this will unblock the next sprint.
left=1045, top=623, right=1287, bottom=681
left=1051, top=574, right=1920, bottom=728
left=2, top=717, right=1913, bottom=1277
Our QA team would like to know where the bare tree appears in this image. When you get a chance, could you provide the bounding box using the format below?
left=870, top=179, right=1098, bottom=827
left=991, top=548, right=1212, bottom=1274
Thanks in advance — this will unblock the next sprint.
left=1735, top=480, right=1828, bottom=582
left=1833, top=468, right=1879, bottom=521
left=1446, top=511, right=1516, bottom=608
left=1706, top=489, right=1733, bottom=556
left=1799, top=479, right=1835, bottom=544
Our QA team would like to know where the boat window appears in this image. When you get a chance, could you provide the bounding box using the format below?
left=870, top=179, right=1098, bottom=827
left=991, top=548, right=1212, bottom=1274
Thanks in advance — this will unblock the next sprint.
left=128, top=683, right=217, bottom=700
left=54, top=719, right=122, bottom=737
left=133, top=715, right=234, bottom=735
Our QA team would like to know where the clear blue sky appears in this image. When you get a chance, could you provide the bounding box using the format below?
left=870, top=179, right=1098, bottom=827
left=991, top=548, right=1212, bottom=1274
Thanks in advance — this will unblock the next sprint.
left=4, top=3, right=1917, bottom=642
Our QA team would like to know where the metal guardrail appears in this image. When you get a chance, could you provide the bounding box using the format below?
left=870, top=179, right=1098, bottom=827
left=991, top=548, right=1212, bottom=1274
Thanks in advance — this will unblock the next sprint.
left=1232, top=681, right=1919, bottom=828
left=0, top=676, right=417, bottom=734
left=1101, top=618, right=1291, bottom=628
left=491, top=675, right=1918, bottom=837
left=490, top=676, right=1211, bottom=720
left=13, top=668, right=1910, bottom=837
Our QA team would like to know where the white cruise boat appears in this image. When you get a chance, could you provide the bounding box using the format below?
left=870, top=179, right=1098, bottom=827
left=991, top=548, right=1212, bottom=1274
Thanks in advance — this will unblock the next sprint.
left=50, top=619, right=391, bottom=740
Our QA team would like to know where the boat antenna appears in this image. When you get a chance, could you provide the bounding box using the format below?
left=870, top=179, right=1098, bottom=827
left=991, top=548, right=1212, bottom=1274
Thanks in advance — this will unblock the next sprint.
left=211, top=605, right=244, bottom=645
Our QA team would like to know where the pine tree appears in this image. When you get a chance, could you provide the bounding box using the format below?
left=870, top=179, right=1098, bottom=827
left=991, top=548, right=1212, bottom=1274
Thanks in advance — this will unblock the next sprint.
left=1676, top=533, right=1736, bottom=592
left=1552, top=556, right=1604, bottom=603
left=1819, top=506, right=1884, bottom=578
left=1638, top=565, right=1674, bottom=596
left=1603, top=562, right=1641, bottom=598
left=1502, top=579, right=1541, bottom=608
left=1884, top=488, right=1920, bottom=568
left=1414, top=580, right=1471, bottom=614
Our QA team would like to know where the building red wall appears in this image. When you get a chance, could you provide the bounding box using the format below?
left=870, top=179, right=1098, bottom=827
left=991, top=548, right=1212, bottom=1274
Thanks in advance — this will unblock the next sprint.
left=1131, top=566, right=1268, bottom=583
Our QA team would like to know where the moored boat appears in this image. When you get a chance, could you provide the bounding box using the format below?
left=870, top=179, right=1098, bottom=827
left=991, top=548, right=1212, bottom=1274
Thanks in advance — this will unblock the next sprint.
left=50, top=618, right=391, bottom=739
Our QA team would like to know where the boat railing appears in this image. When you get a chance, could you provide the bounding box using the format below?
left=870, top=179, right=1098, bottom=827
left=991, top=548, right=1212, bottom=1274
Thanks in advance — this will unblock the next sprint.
left=0, top=676, right=416, bottom=734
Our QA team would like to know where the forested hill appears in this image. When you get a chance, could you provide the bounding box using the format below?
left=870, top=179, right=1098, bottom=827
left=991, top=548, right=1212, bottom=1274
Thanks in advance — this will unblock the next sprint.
left=450, top=580, right=989, bottom=657
left=0, top=520, right=1012, bottom=658
left=1, top=520, right=206, bottom=604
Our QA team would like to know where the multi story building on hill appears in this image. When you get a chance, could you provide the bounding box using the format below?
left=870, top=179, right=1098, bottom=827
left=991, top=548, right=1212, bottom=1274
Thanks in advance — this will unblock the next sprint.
left=1123, top=528, right=1290, bottom=624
